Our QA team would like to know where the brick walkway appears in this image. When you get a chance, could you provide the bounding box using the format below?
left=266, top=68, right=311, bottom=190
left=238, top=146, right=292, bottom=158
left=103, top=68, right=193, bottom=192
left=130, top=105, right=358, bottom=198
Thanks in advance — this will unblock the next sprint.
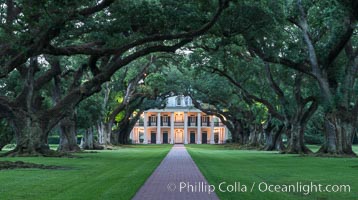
left=132, top=144, right=219, bottom=200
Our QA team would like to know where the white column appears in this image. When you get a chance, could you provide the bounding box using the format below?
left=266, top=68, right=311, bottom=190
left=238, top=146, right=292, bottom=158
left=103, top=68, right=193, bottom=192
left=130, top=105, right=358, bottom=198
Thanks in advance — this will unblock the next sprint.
left=143, top=112, right=148, bottom=144
left=170, top=112, right=174, bottom=144
left=210, top=116, right=215, bottom=144
left=225, top=126, right=229, bottom=143
left=156, top=112, right=161, bottom=144
left=135, top=128, right=138, bottom=144
left=184, top=112, right=188, bottom=144
left=222, top=128, right=225, bottom=143
left=197, top=112, right=201, bottom=144
left=130, top=129, right=134, bottom=142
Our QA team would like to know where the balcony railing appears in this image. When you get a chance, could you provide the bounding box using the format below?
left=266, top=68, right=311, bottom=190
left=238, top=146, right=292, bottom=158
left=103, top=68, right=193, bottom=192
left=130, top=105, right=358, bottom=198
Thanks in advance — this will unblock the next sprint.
left=162, top=122, right=170, bottom=126
left=174, top=122, right=184, bottom=126
left=135, top=121, right=224, bottom=127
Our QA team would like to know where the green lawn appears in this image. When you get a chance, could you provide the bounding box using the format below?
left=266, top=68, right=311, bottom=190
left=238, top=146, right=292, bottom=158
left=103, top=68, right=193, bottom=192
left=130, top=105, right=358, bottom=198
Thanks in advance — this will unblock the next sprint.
left=0, top=145, right=172, bottom=200
left=186, top=144, right=358, bottom=200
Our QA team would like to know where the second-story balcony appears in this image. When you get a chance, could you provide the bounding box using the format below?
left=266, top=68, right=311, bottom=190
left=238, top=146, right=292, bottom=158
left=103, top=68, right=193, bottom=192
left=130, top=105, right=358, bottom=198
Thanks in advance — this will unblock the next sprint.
left=136, top=121, right=224, bottom=127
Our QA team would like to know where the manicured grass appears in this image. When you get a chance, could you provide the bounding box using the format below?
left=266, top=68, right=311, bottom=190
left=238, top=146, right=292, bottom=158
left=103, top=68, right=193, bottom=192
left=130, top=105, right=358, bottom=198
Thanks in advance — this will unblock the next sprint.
left=0, top=145, right=172, bottom=200
left=186, top=144, right=358, bottom=200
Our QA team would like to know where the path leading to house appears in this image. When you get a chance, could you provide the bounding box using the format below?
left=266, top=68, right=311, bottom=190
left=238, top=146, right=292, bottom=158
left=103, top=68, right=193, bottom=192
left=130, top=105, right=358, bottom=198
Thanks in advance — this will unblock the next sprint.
left=132, top=144, right=219, bottom=200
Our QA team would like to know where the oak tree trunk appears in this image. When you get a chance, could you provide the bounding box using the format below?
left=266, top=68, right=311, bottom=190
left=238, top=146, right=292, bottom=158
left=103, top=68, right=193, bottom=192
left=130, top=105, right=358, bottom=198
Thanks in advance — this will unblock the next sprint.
left=6, top=116, right=51, bottom=156
left=230, top=120, right=242, bottom=144
left=248, top=125, right=261, bottom=147
left=263, top=125, right=285, bottom=151
left=57, top=115, right=80, bottom=152
left=318, top=112, right=356, bottom=156
left=285, top=123, right=312, bottom=154
left=98, top=121, right=112, bottom=146
left=80, top=127, right=103, bottom=150
left=80, top=127, right=94, bottom=150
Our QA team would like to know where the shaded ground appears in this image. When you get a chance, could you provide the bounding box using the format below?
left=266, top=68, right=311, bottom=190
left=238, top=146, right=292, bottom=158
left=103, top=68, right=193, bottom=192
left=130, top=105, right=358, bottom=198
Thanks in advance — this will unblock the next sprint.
left=0, top=161, right=68, bottom=170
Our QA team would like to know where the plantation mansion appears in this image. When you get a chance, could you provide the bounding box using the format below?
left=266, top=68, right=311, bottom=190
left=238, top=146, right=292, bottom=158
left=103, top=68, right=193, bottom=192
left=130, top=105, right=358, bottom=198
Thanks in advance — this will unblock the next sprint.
left=130, top=96, right=229, bottom=144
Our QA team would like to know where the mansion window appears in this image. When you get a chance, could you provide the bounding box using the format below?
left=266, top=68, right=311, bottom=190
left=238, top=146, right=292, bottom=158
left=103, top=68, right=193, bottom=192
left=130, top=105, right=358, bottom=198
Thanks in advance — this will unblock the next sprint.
left=162, top=115, right=170, bottom=126
left=202, top=115, right=210, bottom=126
left=162, top=115, right=169, bottom=123
left=189, top=115, right=196, bottom=123
left=202, top=115, right=208, bottom=123
left=188, top=115, right=196, bottom=126
left=149, top=115, right=157, bottom=126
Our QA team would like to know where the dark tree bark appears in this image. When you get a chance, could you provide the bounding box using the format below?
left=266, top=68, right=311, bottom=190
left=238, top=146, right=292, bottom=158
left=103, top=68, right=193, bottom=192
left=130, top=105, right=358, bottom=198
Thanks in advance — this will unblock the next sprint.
left=317, top=111, right=356, bottom=155
left=262, top=120, right=285, bottom=151
left=9, top=114, right=50, bottom=156
left=0, top=120, right=14, bottom=151
left=285, top=74, right=318, bottom=154
left=58, top=114, right=80, bottom=152
left=113, top=97, right=147, bottom=144
left=116, top=116, right=139, bottom=144
left=3, top=58, right=52, bottom=156
left=80, top=127, right=103, bottom=150
left=51, top=64, right=81, bottom=153
left=232, top=120, right=243, bottom=144
left=248, top=124, right=261, bottom=147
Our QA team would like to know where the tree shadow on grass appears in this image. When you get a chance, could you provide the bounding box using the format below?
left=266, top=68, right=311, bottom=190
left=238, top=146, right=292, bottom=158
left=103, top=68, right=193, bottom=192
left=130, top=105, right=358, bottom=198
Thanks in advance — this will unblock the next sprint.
left=0, top=161, right=71, bottom=170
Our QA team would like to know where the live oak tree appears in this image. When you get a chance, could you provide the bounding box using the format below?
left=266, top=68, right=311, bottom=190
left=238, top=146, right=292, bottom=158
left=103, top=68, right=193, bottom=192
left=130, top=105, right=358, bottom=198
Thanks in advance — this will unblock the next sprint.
left=97, top=56, right=170, bottom=145
left=1, top=0, right=354, bottom=158
left=49, top=57, right=81, bottom=152
left=0, top=0, right=230, bottom=156
left=76, top=93, right=103, bottom=150
left=244, top=0, right=357, bottom=155
left=96, top=57, right=155, bottom=146
left=294, top=1, right=357, bottom=155
left=188, top=0, right=356, bottom=155
left=185, top=1, right=326, bottom=153
left=170, top=56, right=268, bottom=147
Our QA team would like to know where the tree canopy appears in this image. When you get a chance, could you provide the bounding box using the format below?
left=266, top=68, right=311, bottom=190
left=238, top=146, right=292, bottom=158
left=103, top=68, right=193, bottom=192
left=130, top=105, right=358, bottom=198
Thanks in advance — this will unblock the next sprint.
left=0, top=0, right=356, bottom=157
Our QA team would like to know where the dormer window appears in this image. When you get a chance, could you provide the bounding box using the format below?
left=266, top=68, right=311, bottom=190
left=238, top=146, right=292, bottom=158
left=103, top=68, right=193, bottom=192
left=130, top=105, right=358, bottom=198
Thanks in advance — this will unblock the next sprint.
left=185, top=97, right=189, bottom=106
left=176, top=96, right=182, bottom=106
left=185, top=97, right=192, bottom=106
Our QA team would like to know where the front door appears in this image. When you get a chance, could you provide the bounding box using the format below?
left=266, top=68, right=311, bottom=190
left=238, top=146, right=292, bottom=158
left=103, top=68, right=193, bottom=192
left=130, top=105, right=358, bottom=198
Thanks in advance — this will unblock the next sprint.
left=202, top=132, right=207, bottom=144
left=175, top=130, right=183, bottom=143
left=151, top=132, right=156, bottom=144
left=163, top=132, right=168, bottom=144
left=190, top=132, right=195, bottom=144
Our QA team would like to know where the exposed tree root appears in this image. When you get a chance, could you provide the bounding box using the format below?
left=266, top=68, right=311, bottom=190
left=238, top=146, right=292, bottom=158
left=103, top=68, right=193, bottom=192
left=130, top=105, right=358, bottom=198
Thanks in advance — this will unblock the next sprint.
left=315, top=147, right=357, bottom=157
